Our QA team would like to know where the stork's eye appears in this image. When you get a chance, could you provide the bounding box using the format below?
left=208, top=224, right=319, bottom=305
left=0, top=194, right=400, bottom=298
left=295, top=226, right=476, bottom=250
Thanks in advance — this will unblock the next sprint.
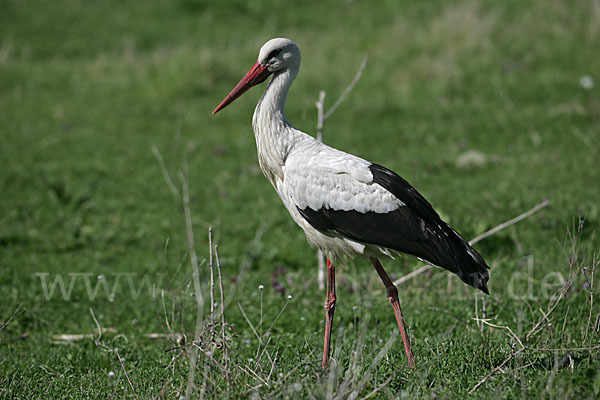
left=267, top=49, right=282, bottom=60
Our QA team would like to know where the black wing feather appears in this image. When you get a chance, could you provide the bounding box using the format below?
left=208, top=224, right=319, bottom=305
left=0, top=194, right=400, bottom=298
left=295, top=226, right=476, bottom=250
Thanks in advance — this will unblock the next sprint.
left=297, top=163, right=490, bottom=294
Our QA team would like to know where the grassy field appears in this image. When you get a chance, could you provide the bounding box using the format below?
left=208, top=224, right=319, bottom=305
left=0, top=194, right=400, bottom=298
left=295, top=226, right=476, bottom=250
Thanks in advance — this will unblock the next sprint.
left=1, top=0, right=600, bottom=398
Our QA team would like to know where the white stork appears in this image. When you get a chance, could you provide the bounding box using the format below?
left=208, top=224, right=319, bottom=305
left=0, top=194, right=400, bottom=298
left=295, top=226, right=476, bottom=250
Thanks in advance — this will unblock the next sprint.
left=212, top=38, right=490, bottom=368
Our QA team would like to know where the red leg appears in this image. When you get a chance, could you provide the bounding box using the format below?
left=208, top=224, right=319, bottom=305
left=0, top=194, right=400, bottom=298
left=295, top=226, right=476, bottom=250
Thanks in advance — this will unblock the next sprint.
left=370, top=257, right=415, bottom=367
left=322, top=257, right=336, bottom=368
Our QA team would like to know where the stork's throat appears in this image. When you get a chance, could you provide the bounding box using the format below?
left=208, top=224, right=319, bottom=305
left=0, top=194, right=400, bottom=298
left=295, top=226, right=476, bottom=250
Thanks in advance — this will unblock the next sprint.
left=252, top=69, right=297, bottom=184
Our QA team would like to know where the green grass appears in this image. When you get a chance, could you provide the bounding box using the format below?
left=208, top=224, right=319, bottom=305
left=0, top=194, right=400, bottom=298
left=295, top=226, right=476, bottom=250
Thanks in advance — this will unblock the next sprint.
left=1, top=0, right=599, bottom=398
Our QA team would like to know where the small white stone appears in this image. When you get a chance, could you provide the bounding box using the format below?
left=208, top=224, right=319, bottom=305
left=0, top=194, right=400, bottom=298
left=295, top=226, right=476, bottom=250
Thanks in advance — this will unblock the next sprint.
left=456, top=150, right=487, bottom=170
left=580, top=75, right=594, bottom=90
left=108, top=371, right=115, bottom=377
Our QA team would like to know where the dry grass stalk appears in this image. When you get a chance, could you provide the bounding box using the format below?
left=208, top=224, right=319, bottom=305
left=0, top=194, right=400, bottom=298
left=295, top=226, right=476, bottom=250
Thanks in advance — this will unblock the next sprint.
left=583, top=250, right=598, bottom=345
left=115, top=348, right=136, bottom=395
left=179, top=169, right=205, bottom=399
left=472, top=318, right=524, bottom=349
left=468, top=348, right=524, bottom=394
left=0, top=303, right=24, bottom=336
left=209, top=227, right=215, bottom=325
left=214, top=244, right=229, bottom=386
left=469, top=199, right=550, bottom=246
left=151, top=145, right=179, bottom=201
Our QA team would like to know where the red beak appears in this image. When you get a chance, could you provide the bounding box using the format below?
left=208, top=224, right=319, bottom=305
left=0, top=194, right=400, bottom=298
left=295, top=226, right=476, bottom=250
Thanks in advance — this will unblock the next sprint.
left=212, top=62, right=272, bottom=114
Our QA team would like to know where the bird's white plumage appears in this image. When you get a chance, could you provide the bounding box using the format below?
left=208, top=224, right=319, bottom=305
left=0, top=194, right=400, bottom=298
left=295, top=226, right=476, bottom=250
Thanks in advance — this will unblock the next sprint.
left=283, top=142, right=404, bottom=213
left=249, top=39, right=404, bottom=258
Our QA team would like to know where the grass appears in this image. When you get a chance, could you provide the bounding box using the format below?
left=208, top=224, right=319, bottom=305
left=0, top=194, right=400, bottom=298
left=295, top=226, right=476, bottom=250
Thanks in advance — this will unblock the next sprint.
left=1, top=0, right=599, bottom=398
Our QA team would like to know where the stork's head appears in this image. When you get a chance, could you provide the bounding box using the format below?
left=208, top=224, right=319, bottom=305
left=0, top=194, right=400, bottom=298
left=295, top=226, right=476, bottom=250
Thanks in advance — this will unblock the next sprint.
left=212, top=38, right=300, bottom=114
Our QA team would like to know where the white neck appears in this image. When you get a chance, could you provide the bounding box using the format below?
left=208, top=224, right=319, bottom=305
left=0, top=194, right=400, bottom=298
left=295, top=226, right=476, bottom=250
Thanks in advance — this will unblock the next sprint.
left=252, top=67, right=299, bottom=183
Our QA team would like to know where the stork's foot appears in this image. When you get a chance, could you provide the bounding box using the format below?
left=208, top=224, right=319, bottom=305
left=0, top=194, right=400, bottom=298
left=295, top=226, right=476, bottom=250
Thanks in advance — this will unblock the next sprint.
left=370, top=257, right=415, bottom=368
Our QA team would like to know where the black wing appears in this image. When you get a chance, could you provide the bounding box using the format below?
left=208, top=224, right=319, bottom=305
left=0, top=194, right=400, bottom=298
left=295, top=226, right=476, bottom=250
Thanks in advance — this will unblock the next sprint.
left=297, top=163, right=490, bottom=294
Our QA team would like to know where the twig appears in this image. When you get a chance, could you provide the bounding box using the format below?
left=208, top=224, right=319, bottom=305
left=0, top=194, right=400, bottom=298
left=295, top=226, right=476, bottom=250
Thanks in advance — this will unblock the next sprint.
left=39, top=365, right=61, bottom=377
left=0, top=303, right=24, bottom=334
left=527, top=344, right=600, bottom=352
left=191, top=342, right=227, bottom=373
left=362, top=376, right=394, bottom=400
left=316, top=90, right=326, bottom=142
left=482, top=295, right=487, bottom=333
left=469, top=199, right=550, bottom=246
left=238, top=303, right=274, bottom=367
left=472, top=318, right=524, bottom=349
left=145, top=333, right=183, bottom=340
left=475, top=294, right=481, bottom=332
left=52, top=328, right=118, bottom=342
left=151, top=145, right=180, bottom=201
left=215, top=244, right=229, bottom=384
left=468, top=348, right=523, bottom=394
left=160, top=289, right=174, bottom=338
left=209, top=227, right=215, bottom=325
left=583, top=252, right=598, bottom=345
left=115, top=348, right=136, bottom=395
left=238, top=365, right=270, bottom=388
left=4, top=333, right=29, bottom=342
left=179, top=169, right=205, bottom=400
left=323, top=55, right=368, bottom=121
left=393, top=265, right=432, bottom=286
left=89, top=307, right=102, bottom=346
left=265, top=296, right=292, bottom=335
left=317, top=251, right=326, bottom=291
left=393, top=199, right=551, bottom=287
left=423, top=338, right=437, bottom=357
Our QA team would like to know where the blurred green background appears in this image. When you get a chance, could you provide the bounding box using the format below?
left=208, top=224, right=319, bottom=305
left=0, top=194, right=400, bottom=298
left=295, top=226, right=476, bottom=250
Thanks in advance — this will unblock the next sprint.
left=1, top=0, right=599, bottom=398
